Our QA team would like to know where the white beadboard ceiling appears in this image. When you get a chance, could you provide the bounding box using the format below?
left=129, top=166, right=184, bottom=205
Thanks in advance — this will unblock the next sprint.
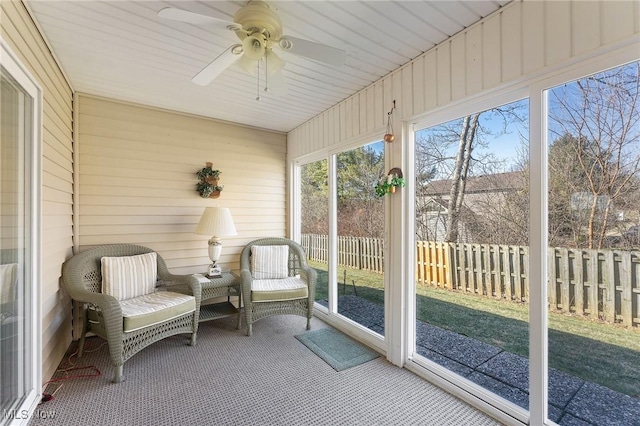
left=27, top=0, right=510, bottom=133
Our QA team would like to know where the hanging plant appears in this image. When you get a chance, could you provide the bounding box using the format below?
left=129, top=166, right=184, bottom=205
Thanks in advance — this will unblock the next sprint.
left=196, top=162, right=223, bottom=198
left=374, top=167, right=405, bottom=197
left=383, top=100, right=396, bottom=143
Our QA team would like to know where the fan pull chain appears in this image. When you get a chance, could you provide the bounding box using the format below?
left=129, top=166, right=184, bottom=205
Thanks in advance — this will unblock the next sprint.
left=256, top=60, right=261, bottom=101
left=264, top=55, right=270, bottom=93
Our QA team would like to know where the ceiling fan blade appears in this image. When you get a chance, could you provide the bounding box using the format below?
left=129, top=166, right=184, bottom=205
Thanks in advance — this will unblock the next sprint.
left=278, top=36, right=346, bottom=67
left=158, top=7, right=236, bottom=29
left=192, top=45, right=243, bottom=86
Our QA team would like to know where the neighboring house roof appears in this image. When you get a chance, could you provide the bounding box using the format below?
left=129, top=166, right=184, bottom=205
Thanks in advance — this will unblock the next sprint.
left=418, top=171, right=527, bottom=197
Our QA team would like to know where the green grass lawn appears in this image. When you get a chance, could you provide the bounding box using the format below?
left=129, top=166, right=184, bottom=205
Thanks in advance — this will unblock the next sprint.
left=309, top=260, right=640, bottom=397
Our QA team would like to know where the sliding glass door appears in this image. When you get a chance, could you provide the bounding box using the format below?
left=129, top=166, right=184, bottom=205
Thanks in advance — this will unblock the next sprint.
left=299, top=140, right=386, bottom=339
left=300, top=159, right=329, bottom=307
left=0, top=40, right=41, bottom=424
left=335, top=142, right=385, bottom=336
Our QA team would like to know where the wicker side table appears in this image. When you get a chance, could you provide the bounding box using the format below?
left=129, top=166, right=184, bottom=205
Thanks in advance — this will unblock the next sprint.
left=195, top=272, right=242, bottom=329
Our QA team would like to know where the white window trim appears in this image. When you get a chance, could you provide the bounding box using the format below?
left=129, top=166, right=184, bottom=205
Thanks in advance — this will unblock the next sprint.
left=1, top=37, right=43, bottom=425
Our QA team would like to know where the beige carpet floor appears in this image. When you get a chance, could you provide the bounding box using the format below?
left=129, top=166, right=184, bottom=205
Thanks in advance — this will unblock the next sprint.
left=29, top=315, right=503, bottom=425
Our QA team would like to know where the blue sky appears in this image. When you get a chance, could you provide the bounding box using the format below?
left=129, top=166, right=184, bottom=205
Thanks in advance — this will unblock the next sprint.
left=415, top=98, right=529, bottom=174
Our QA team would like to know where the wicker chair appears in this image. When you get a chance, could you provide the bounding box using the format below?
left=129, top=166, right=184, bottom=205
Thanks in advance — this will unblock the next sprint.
left=240, top=238, right=317, bottom=336
left=61, top=244, right=201, bottom=383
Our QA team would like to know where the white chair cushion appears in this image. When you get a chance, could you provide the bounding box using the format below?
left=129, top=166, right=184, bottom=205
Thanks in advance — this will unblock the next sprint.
left=251, top=245, right=289, bottom=279
left=0, top=263, right=17, bottom=305
left=251, top=277, right=308, bottom=302
left=101, top=252, right=157, bottom=301
left=119, top=291, right=195, bottom=332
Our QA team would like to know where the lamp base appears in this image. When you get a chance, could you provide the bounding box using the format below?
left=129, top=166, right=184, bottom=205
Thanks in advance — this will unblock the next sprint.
left=208, top=264, right=222, bottom=278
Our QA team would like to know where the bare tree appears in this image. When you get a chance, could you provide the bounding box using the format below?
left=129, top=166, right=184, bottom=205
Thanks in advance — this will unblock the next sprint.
left=548, top=62, right=640, bottom=249
left=445, top=113, right=480, bottom=241
left=415, top=100, right=528, bottom=243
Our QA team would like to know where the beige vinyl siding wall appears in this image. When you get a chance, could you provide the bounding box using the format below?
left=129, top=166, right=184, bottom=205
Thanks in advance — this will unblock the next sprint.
left=1, top=2, right=74, bottom=381
left=77, top=95, right=287, bottom=275
left=288, top=0, right=640, bottom=156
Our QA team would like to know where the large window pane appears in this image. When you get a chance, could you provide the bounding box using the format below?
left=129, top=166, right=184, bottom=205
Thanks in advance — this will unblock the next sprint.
left=300, top=159, right=329, bottom=305
left=414, top=99, right=531, bottom=412
left=546, top=61, right=640, bottom=425
left=335, top=142, right=385, bottom=335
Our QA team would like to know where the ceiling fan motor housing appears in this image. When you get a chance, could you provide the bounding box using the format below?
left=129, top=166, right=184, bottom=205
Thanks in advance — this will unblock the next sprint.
left=234, top=0, right=283, bottom=47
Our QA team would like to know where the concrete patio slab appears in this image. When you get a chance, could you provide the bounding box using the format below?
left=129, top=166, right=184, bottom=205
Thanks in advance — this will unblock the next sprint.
left=416, top=321, right=502, bottom=368
left=477, top=351, right=585, bottom=409
left=558, top=413, right=597, bottom=426
left=466, top=371, right=530, bottom=410
left=415, top=346, right=475, bottom=377
left=565, top=381, right=640, bottom=426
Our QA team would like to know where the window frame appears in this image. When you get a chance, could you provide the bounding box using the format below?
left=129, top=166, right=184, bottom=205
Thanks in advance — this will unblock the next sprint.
left=1, top=37, right=43, bottom=423
left=406, top=88, right=531, bottom=425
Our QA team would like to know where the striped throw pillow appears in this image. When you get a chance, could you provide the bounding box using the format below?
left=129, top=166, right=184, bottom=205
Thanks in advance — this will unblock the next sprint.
left=0, top=263, right=18, bottom=305
left=101, top=252, right=158, bottom=301
left=251, top=245, right=289, bottom=279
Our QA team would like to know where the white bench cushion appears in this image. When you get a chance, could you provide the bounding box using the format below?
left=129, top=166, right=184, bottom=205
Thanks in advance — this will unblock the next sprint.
left=251, top=277, right=308, bottom=302
left=120, top=291, right=195, bottom=332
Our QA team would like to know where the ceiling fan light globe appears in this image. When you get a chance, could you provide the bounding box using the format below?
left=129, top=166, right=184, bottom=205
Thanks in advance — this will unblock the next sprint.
left=266, top=50, right=285, bottom=75
left=242, top=34, right=266, bottom=60
left=237, top=55, right=258, bottom=75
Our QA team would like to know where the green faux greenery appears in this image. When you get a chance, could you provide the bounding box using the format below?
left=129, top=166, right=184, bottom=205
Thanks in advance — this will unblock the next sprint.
left=196, top=165, right=223, bottom=197
left=374, top=175, right=406, bottom=197
left=196, top=166, right=221, bottom=180
left=196, top=181, right=223, bottom=198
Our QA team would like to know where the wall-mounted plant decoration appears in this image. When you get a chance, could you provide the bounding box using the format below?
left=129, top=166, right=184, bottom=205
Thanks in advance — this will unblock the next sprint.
left=196, top=162, right=223, bottom=198
left=374, top=167, right=405, bottom=197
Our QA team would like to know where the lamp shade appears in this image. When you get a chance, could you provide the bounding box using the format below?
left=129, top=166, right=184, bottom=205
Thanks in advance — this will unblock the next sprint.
left=195, top=207, right=237, bottom=237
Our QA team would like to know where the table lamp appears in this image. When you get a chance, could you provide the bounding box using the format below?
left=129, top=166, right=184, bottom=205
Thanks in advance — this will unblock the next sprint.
left=195, top=206, right=237, bottom=277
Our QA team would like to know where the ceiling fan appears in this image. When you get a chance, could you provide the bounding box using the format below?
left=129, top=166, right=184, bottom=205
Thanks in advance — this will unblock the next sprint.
left=158, top=1, right=347, bottom=98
